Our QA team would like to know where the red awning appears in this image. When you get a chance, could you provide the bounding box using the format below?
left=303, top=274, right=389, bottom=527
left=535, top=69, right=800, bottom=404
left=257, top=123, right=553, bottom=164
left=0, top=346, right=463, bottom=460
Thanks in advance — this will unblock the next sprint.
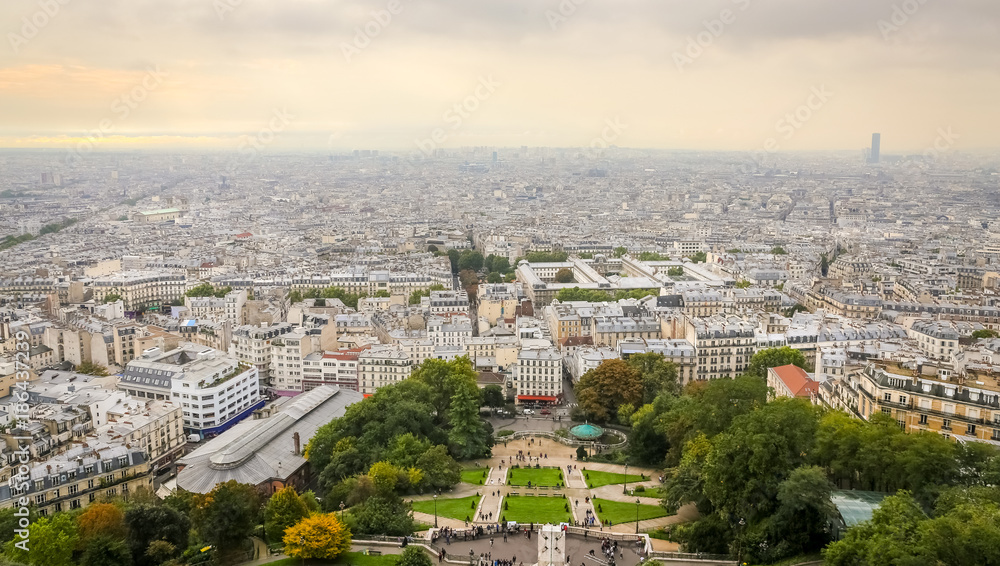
left=517, top=395, right=558, bottom=402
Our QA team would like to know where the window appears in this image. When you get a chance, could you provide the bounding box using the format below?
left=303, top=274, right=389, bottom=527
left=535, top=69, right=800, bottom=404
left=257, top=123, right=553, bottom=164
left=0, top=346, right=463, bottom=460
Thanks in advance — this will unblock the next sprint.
left=919, top=414, right=928, bottom=425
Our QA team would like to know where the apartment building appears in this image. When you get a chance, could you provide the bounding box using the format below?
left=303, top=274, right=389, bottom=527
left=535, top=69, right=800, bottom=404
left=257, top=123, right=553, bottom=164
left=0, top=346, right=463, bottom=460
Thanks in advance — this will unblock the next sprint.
left=681, top=290, right=724, bottom=317
left=98, top=396, right=186, bottom=467
left=427, top=315, right=473, bottom=348
left=590, top=316, right=661, bottom=349
left=686, top=316, right=757, bottom=381
left=232, top=322, right=293, bottom=382
left=224, top=289, right=247, bottom=325
left=478, top=284, right=520, bottom=327
left=854, top=362, right=1000, bottom=442
left=119, top=344, right=262, bottom=438
left=302, top=348, right=365, bottom=391
left=91, top=271, right=187, bottom=311
left=428, top=290, right=470, bottom=316
left=0, top=443, right=150, bottom=516
left=566, top=346, right=618, bottom=382
left=906, top=320, right=960, bottom=359
left=358, top=344, right=413, bottom=395
left=513, top=347, right=563, bottom=404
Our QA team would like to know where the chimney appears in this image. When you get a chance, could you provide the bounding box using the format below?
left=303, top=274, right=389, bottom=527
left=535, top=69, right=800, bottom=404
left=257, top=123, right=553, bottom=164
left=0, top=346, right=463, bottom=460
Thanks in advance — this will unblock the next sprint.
left=293, top=432, right=300, bottom=456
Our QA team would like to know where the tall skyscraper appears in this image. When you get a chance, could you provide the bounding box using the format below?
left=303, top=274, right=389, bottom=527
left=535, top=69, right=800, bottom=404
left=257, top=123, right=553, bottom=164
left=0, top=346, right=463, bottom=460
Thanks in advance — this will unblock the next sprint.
left=869, top=133, right=881, bottom=164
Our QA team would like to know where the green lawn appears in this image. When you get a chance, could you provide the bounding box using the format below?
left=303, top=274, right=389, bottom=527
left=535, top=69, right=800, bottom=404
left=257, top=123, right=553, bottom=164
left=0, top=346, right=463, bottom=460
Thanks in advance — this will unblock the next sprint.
left=267, top=552, right=400, bottom=566
left=501, top=496, right=573, bottom=524
left=411, top=495, right=481, bottom=522
left=592, top=498, right=669, bottom=525
left=461, top=467, right=490, bottom=485
left=582, top=469, right=647, bottom=489
left=635, top=486, right=666, bottom=499
left=506, top=467, right=564, bottom=487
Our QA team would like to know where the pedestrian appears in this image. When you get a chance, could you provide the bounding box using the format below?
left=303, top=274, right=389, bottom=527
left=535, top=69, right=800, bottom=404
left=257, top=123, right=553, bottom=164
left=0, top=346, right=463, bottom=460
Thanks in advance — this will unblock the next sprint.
left=491, top=537, right=494, bottom=548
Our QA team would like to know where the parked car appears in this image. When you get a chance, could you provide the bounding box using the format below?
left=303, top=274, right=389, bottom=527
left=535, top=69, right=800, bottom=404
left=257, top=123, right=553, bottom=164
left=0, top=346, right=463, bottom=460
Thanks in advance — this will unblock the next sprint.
left=540, top=409, right=551, bottom=415
left=523, top=409, right=534, bottom=415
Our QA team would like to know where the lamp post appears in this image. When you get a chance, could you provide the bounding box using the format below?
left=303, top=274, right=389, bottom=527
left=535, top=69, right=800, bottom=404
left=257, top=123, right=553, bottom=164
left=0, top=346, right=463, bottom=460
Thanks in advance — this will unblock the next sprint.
left=340, top=501, right=345, bottom=521
left=434, top=494, right=439, bottom=529
left=635, top=499, right=640, bottom=534
left=623, top=463, right=629, bottom=495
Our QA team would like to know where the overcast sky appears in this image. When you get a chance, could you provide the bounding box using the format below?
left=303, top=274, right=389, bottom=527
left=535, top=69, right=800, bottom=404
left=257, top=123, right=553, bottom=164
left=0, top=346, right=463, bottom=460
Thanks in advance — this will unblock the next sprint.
left=1, top=0, right=997, bottom=154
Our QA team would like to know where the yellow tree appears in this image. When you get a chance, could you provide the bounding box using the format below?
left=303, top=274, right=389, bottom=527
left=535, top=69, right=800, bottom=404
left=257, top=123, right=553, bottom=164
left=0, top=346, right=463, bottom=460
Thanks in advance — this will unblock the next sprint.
left=283, top=513, right=352, bottom=560
left=76, top=503, right=127, bottom=543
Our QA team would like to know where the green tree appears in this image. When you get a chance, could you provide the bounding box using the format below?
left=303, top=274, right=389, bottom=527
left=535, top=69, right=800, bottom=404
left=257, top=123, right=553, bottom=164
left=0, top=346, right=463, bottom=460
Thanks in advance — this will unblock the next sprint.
left=300, top=490, right=322, bottom=513
left=447, top=249, right=461, bottom=273
left=385, top=433, right=434, bottom=469
left=744, top=346, right=808, bottom=379
left=626, top=352, right=680, bottom=403
left=735, top=280, right=752, bottom=289
left=447, top=383, right=492, bottom=460
left=486, top=272, right=503, bottom=283
left=486, top=255, right=511, bottom=274
left=771, top=246, right=788, bottom=255
left=554, top=268, right=574, bottom=283
left=5, top=513, right=78, bottom=566
left=103, top=293, right=123, bottom=304
left=427, top=245, right=438, bottom=252
left=265, top=486, right=311, bottom=543
left=192, top=481, right=262, bottom=561
left=524, top=251, right=569, bottom=262
left=415, top=445, right=462, bottom=489
left=458, top=250, right=485, bottom=272
left=374, top=290, right=391, bottom=298
left=351, top=494, right=415, bottom=536
left=555, top=287, right=611, bottom=302
left=81, top=536, right=133, bottom=566
left=398, top=546, right=434, bottom=566
left=613, top=246, right=628, bottom=258
left=688, top=251, right=707, bottom=263
left=972, top=329, right=1000, bottom=339
left=823, top=492, right=926, bottom=566
left=76, top=361, right=111, bottom=376
left=575, top=359, right=643, bottom=423
left=184, top=282, right=218, bottom=297
left=667, top=267, right=684, bottom=277
left=481, top=384, right=505, bottom=409
left=411, top=357, right=478, bottom=419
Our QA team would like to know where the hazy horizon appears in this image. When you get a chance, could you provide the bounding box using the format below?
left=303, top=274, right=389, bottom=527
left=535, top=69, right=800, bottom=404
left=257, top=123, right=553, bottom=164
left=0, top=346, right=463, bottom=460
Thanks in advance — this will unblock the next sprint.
left=2, top=0, right=998, bottom=155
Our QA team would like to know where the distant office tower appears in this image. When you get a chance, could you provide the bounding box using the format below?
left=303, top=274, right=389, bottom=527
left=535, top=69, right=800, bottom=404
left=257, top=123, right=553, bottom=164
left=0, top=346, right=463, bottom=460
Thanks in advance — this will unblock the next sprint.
left=492, top=151, right=498, bottom=163
left=869, top=133, right=881, bottom=164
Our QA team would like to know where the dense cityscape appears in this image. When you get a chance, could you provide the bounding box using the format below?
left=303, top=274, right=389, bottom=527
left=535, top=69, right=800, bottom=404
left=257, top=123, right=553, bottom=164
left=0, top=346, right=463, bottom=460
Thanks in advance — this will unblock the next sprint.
left=1, top=147, right=999, bottom=566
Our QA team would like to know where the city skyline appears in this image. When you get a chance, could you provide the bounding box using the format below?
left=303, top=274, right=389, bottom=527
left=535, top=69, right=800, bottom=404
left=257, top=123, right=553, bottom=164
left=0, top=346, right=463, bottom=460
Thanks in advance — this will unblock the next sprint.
left=1, top=0, right=998, bottom=154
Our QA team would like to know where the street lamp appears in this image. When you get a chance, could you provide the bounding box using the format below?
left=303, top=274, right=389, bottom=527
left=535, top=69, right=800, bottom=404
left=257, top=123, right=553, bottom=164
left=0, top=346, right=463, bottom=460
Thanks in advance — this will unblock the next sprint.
left=340, top=501, right=345, bottom=520
left=635, top=499, right=640, bottom=534
left=623, top=463, right=629, bottom=495
left=434, top=494, right=439, bottom=529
